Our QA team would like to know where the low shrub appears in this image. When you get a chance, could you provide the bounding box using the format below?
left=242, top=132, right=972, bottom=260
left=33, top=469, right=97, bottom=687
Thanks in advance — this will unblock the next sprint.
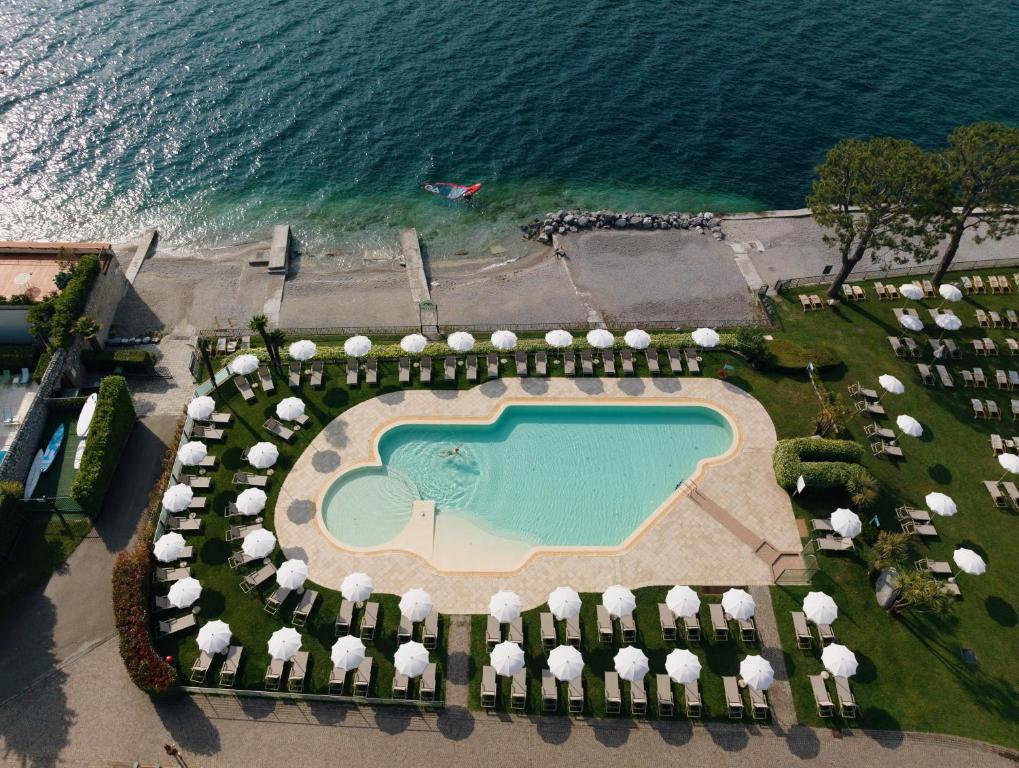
left=32, top=350, right=52, bottom=383
left=773, top=436, right=875, bottom=492
left=69, top=376, right=136, bottom=515
left=0, top=345, right=38, bottom=370
left=80, top=349, right=155, bottom=374
left=732, top=326, right=774, bottom=368
left=49, top=255, right=100, bottom=348
left=767, top=338, right=842, bottom=372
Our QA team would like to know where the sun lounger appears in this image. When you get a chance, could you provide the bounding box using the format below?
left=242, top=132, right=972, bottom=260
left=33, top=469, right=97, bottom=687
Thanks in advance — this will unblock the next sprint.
left=264, top=657, right=285, bottom=690
left=234, top=375, right=256, bottom=403
left=346, top=358, right=358, bottom=386
left=811, top=517, right=834, bottom=533
left=310, top=360, right=324, bottom=388
left=863, top=423, right=895, bottom=440
left=258, top=366, right=275, bottom=394
left=896, top=505, right=930, bottom=523
left=816, top=535, right=855, bottom=552
left=187, top=496, right=208, bottom=512
left=444, top=356, right=456, bottom=381
left=466, top=354, right=478, bottom=382
left=154, top=595, right=176, bottom=612
left=604, top=670, right=622, bottom=714
left=293, top=589, right=318, bottom=626
left=684, top=681, right=702, bottom=718
left=420, top=662, right=437, bottom=701
left=335, top=599, right=354, bottom=636
left=991, top=311, right=1004, bottom=328
left=629, top=676, right=647, bottom=715
left=481, top=665, right=497, bottom=708
left=620, top=349, right=635, bottom=375
left=219, top=645, right=243, bottom=687
left=963, top=369, right=975, bottom=387
left=158, top=614, right=197, bottom=638
left=507, top=615, right=523, bottom=645
left=565, top=614, right=580, bottom=646
left=816, top=622, right=836, bottom=645
left=658, top=603, right=677, bottom=642
left=601, top=350, right=616, bottom=375
left=834, top=676, right=857, bottom=719
left=286, top=360, right=300, bottom=389
left=655, top=673, right=675, bottom=717
left=1009, top=310, right=1019, bottom=329
left=723, top=676, right=743, bottom=719
left=916, top=557, right=952, bottom=576
left=972, top=398, right=986, bottom=418
left=709, top=604, right=728, bottom=641
left=165, top=516, right=202, bottom=533
left=540, top=612, right=556, bottom=648
left=903, top=337, right=919, bottom=357
left=810, top=294, right=825, bottom=309
left=807, top=674, right=834, bottom=717
left=353, top=656, right=372, bottom=696
left=485, top=615, right=500, bottom=650
left=288, top=650, right=309, bottom=692
left=226, top=522, right=262, bottom=542
left=366, top=357, right=378, bottom=385
left=645, top=348, right=660, bottom=375
left=988, top=400, right=1001, bottom=419
left=683, top=613, right=701, bottom=642
left=871, top=441, right=903, bottom=459
left=1013, top=399, right=1019, bottom=420
left=1002, top=481, right=1019, bottom=509
left=580, top=349, right=593, bottom=376
left=596, top=605, right=613, bottom=644
left=191, top=425, right=224, bottom=441
left=799, top=294, right=812, bottom=311
left=263, top=418, right=294, bottom=442
left=240, top=563, right=276, bottom=594
left=420, top=357, right=432, bottom=384
left=423, top=610, right=438, bottom=649
left=936, top=365, right=954, bottom=387
left=738, top=616, right=757, bottom=643
left=684, top=348, right=701, bottom=374
left=542, top=670, right=558, bottom=712
left=360, top=601, right=379, bottom=641
left=535, top=351, right=548, bottom=376
left=154, top=566, right=190, bottom=583
left=564, top=350, right=576, bottom=376
left=667, top=347, right=683, bottom=374
left=182, top=475, right=211, bottom=491
left=399, top=357, right=411, bottom=384
left=568, top=677, right=584, bottom=714
left=190, top=651, right=214, bottom=684
left=791, top=611, right=811, bottom=649
left=233, top=471, right=269, bottom=488
left=515, top=351, right=528, bottom=376
left=901, top=518, right=938, bottom=538
left=916, top=363, right=934, bottom=386
left=992, top=434, right=1005, bottom=454
left=748, top=686, right=769, bottom=720
left=392, top=671, right=409, bottom=698
left=398, top=614, right=413, bottom=644
left=848, top=381, right=879, bottom=399
left=197, top=455, right=219, bottom=472
left=486, top=353, right=499, bottom=378
left=887, top=336, right=905, bottom=357
left=328, top=664, right=348, bottom=694
left=620, top=613, right=636, bottom=644
left=511, top=669, right=527, bottom=710
left=855, top=399, right=885, bottom=416
left=984, top=480, right=1007, bottom=508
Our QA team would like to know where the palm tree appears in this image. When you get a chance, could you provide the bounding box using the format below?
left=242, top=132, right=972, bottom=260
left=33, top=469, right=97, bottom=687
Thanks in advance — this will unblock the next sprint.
left=72, top=315, right=101, bottom=351
left=197, top=336, right=218, bottom=389
left=267, top=329, right=287, bottom=372
left=248, top=315, right=278, bottom=369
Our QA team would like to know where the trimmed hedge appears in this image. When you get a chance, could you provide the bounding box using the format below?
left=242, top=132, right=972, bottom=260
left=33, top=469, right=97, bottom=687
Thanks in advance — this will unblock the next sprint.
left=767, top=338, right=842, bottom=372
left=773, top=436, right=875, bottom=491
left=69, top=376, right=136, bottom=515
left=0, top=345, right=37, bottom=370
left=49, top=255, right=100, bottom=348
left=80, top=349, right=155, bottom=374
left=32, top=350, right=52, bottom=383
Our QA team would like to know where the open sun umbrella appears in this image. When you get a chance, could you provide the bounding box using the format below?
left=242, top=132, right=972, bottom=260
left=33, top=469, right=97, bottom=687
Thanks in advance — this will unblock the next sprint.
left=624, top=329, right=651, bottom=350
left=935, top=313, right=962, bottom=332
left=341, top=572, right=374, bottom=603
left=953, top=547, right=986, bottom=576
left=548, top=645, right=584, bottom=681
left=665, top=648, right=701, bottom=684
left=821, top=644, right=858, bottom=677
left=288, top=339, right=317, bottom=361
left=831, top=507, right=862, bottom=538
left=899, top=283, right=924, bottom=302
left=187, top=396, right=216, bottom=421
left=614, top=646, right=650, bottom=682
left=276, top=559, right=309, bottom=590
left=666, top=585, right=701, bottom=618
left=276, top=397, right=305, bottom=422
left=400, top=334, right=428, bottom=354
left=399, top=588, right=433, bottom=622
left=895, top=414, right=923, bottom=441
left=721, top=588, right=756, bottom=620
left=998, top=452, right=1019, bottom=481
left=176, top=441, right=208, bottom=466
left=168, top=576, right=202, bottom=608
left=489, top=590, right=523, bottom=623
left=230, top=354, right=259, bottom=375
left=802, top=591, right=838, bottom=625
left=740, top=655, right=775, bottom=690
left=196, top=620, right=232, bottom=655
left=586, top=329, right=614, bottom=349
left=898, top=314, right=924, bottom=332
left=161, top=483, right=193, bottom=513
left=153, top=532, right=187, bottom=563
left=241, top=528, right=276, bottom=558
left=691, top=327, right=720, bottom=348
left=247, top=442, right=279, bottom=469
left=545, top=330, right=574, bottom=349
left=938, top=283, right=963, bottom=304
left=491, top=330, right=518, bottom=350
left=394, top=641, right=430, bottom=678
left=490, top=641, right=526, bottom=676
left=344, top=335, right=372, bottom=358
left=548, top=586, right=582, bottom=620
left=925, top=491, right=957, bottom=517
left=267, top=627, right=302, bottom=662
left=235, top=487, right=267, bottom=516
left=331, top=635, right=366, bottom=671
left=878, top=374, right=905, bottom=396
left=447, top=331, right=475, bottom=352
left=602, top=585, right=636, bottom=618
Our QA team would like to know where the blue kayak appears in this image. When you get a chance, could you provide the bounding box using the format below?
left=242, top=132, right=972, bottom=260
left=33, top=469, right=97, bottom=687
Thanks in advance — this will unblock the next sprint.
left=40, top=423, right=65, bottom=473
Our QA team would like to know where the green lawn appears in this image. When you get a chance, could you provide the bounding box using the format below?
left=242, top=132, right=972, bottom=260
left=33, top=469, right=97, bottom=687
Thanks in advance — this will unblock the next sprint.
left=0, top=515, right=92, bottom=610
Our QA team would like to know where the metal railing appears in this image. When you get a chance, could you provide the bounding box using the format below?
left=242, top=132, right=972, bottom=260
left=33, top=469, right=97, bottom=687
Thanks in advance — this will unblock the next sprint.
left=774, top=255, right=1019, bottom=292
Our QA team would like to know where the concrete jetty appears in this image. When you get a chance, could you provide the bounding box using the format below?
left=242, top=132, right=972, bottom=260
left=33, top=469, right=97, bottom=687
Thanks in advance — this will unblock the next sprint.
left=400, top=228, right=430, bottom=305
left=267, top=225, right=291, bottom=274
left=124, top=228, right=157, bottom=284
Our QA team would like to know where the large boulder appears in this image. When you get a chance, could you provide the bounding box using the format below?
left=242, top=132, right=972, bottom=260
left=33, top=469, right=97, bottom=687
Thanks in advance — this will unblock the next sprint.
left=875, top=567, right=899, bottom=610
left=613, top=218, right=628, bottom=229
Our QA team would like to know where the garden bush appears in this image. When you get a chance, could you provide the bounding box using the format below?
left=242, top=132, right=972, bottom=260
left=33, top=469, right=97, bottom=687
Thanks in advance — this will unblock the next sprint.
left=767, top=338, right=842, bottom=372
left=70, top=376, right=136, bottom=515
left=48, top=254, right=100, bottom=348
left=773, top=436, right=875, bottom=491
left=32, top=350, right=52, bottom=383
left=80, top=349, right=155, bottom=374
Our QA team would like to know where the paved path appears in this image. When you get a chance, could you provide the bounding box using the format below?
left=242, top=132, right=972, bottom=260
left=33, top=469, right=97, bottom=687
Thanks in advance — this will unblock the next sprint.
left=749, top=586, right=795, bottom=726
left=444, top=615, right=471, bottom=708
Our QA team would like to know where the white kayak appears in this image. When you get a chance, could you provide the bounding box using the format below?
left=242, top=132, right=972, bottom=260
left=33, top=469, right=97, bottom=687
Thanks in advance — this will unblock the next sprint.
left=76, top=393, right=98, bottom=438
left=23, top=449, right=44, bottom=500
left=73, top=438, right=87, bottom=469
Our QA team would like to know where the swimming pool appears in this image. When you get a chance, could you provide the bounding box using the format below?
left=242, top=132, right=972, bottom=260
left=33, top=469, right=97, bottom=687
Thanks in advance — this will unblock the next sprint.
left=321, top=403, right=734, bottom=550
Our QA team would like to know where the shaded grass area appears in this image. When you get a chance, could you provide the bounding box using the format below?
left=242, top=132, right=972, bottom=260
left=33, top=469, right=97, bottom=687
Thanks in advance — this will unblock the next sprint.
left=0, top=515, right=92, bottom=610
left=31, top=407, right=83, bottom=500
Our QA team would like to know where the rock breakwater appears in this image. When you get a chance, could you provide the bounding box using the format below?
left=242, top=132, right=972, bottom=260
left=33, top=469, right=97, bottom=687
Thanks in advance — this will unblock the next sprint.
left=521, top=210, right=724, bottom=243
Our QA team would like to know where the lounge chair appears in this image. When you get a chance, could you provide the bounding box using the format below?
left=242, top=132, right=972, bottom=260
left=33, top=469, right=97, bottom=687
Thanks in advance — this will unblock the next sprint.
left=620, top=613, right=636, bottom=644
left=988, top=400, right=1001, bottom=420
left=509, top=616, right=524, bottom=645
left=799, top=293, right=812, bottom=311
left=568, top=677, right=584, bottom=714
left=564, top=351, right=576, bottom=376
left=487, top=353, right=499, bottom=378
left=791, top=611, right=811, bottom=649
left=658, top=603, right=676, bottom=642
left=153, top=595, right=175, bottom=612
left=154, top=566, right=190, bottom=584
left=481, top=665, right=497, bottom=708
left=684, top=681, right=702, bottom=719
left=810, top=518, right=834, bottom=533
left=668, top=347, right=683, bottom=374
left=511, top=669, right=526, bottom=711
left=684, top=348, right=701, bottom=374
left=209, top=411, right=232, bottom=426
left=289, top=361, right=302, bottom=388
left=936, top=365, right=954, bottom=387
left=292, top=589, right=318, bottom=626
left=810, top=675, right=835, bottom=717
left=917, top=363, right=934, bottom=386
left=601, top=350, right=616, bottom=375
left=629, top=676, right=647, bottom=715
left=871, top=441, right=903, bottom=459
left=346, top=358, right=358, bottom=386
left=423, top=610, right=438, bottom=649
left=398, top=614, right=413, bottom=644
left=264, top=657, right=284, bottom=690
left=874, top=281, right=887, bottom=299
left=360, top=601, right=379, bottom=641
left=466, top=354, right=478, bottom=382
left=191, top=425, right=224, bottom=441
left=1013, top=399, right=1019, bottom=420
left=835, top=676, right=857, bottom=718
left=420, top=662, right=437, bottom=701
left=723, top=676, right=743, bottom=719
left=158, top=614, right=197, bottom=638
left=233, top=471, right=268, bottom=488
left=887, top=336, right=905, bottom=357
left=855, top=399, right=886, bottom=416
left=444, top=356, right=456, bottom=382
left=645, top=348, right=660, bottom=375
left=190, top=651, right=214, bottom=683
left=748, top=686, right=769, bottom=720
left=165, top=516, right=202, bottom=533
left=991, top=311, right=1004, bottom=329
left=420, top=357, right=432, bottom=384
left=903, top=337, right=920, bottom=358
left=234, top=375, right=256, bottom=403
left=991, top=434, right=1006, bottom=454
left=738, top=616, right=757, bottom=644
left=580, top=349, right=593, bottom=376
left=540, top=612, right=556, bottom=648
left=863, top=423, right=895, bottom=440
left=709, top=604, right=728, bottom=641
left=182, top=475, right=211, bottom=490
left=258, top=366, right=275, bottom=394
left=219, top=645, right=243, bottom=687
left=620, top=349, right=635, bottom=376
left=187, top=496, right=208, bottom=512
left=565, top=614, right=580, bottom=646
left=366, top=358, right=378, bottom=385
left=288, top=651, right=309, bottom=692
left=984, top=480, right=1007, bottom=508
left=810, top=294, right=825, bottom=310
left=197, top=455, right=218, bottom=470
left=485, top=615, right=500, bottom=650
left=240, top=563, right=276, bottom=594
left=1002, top=481, right=1019, bottom=509
left=353, top=656, right=373, bottom=696
left=310, top=360, right=324, bottom=388
left=901, top=518, right=938, bottom=538
left=294, top=412, right=311, bottom=428
left=848, top=381, right=879, bottom=399
left=226, top=522, right=262, bottom=542
left=916, top=557, right=952, bottom=577
left=816, top=535, right=855, bottom=552
left=399, top=357, right=411, bottom=384
left=682, top=613, right=701, bottom=642
left=541, top=669, right=557, bottom=712
left=335, top=599, right=354, bottom=636
left=263, top=418, right=294, bottom=442
left=816, top=623, right=836, bottom=645
left=328, top=664, right=348, bottom=694
left=535, top=351, right=548, bottom=376
left=392, top=671, right=409, bottom=699
left=515, top=351, right=528, bottom=376
left=656, top=674, right=674, bottom=717
left=604, top=671, right=622, bottom=714
left=997, top=370, right=1009, bottom=389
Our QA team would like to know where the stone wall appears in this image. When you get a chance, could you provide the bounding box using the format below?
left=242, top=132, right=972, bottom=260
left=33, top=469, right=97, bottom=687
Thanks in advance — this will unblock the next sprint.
left=0, top=347, right=67, bottom=484
left=87, top=254, right=128, bottom=347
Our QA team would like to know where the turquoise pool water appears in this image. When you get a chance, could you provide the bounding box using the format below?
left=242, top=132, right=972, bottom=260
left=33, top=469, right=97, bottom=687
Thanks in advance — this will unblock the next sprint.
left=322, top=404, right=733, bottom=548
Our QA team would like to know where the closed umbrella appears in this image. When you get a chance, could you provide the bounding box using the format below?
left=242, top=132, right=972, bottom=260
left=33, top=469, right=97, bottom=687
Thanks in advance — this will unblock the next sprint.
left=831, top=507, right=862, bottom=538
left=665, top=585, right=701, bottom=618
left=586, top=329, right=614, bottom=349
left=802, top=591, right=838, bottom=625
left=399, top=588, right=433, bottom=622
left=490, top=641, right=526, bottom=676
left=821, top=644, right=858, bottom=677
left=288, top=340, right=317, bottom=361
left=344, top=335, right=372, bottom=358
left=235, top=487, right=267, bottom=516
left=267, top=627, right=302, bottom=662
left=167, top=576, right=202, bottom=608
left=739, top=655, right=775, bottom=690
left=491, top=330, right=518, bottom=350
left=938, top=283, right=963, bottom=304
left=925, top=491, right=957, bottom=517
left=998, top=452, right=1019, bottom=481
left=602, top=585, right=636, bottom=618
left=394, top=641, right=430, bottom=678
left=187, top=396, right=216, bottom=421
left=895, top=414, right=923, bottom=441
left=447, top=331, right=475, bottom=352
left=176, top=441, right=208, bottom=466
left=196, top=620, right=232, bottom=655
left=153, top=532, right=187, bottom=563
left=624, top=329, right=651, bottom=350
left=341, top=572, right=374, bottom=603
left=400, top=333, right=428, bottom=354
left=878, top=374, right=905, bottom=396
left=489, top=590, right=522, bottom=623
left=614, top=646, right=649, bottom=682
left=162, top=483, right=193, bottom=513
left=276, top=397, right=305, bottom=422
left=935, top=313, right=962, bottom=332
left=899, top=283, right=924, bottom=301
left=241, top=528, right=276, bottom=558
left=230, top=354, right=259, bottom=375
left=665, top=648, right=701, bottom=684
left=547, top=586, right=582, bottom=620
left=331, top=635, right=366, bottom=671
left=898, top=314, right=924, bottom=332
left=545, top=330, right=574, bottom=349
left=691, top=327, right=720, bottom=348
left=247, top=442, right=279, bottom=469
left=721, top=588, right=756, bottom=620
left=952, top=547, right=986, bottom=576
left=548, top=645, right=584, bottom=681
left=276, top=559, right=309, bottom=590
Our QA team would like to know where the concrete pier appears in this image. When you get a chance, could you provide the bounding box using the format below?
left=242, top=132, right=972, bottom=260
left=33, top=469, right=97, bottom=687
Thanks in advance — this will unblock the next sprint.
left=124, top=228, right=157, bottom=284
left=400, top=228, right=430, bottom=305
left=267, top=225, right=291, bottom=273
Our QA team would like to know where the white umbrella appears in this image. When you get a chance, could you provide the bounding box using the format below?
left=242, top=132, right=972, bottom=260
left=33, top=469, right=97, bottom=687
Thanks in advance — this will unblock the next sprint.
left=196, top=620, right=232, bottom=655
left=721, top=588, right=756, bottom=620
left=925, top=491, right=957, bottom=517
left=545, top=329, right=574, bottom=349
left=176, top=441, right=208, bottom=467
left=331, top=635, right=366, bottom=671
left=831, top=507, right=862, bottom=538
left=161, top=483, right=193, bottom=513
left=953, top=547, right=986, bottom=576
left=267, top=627, right=302, bottom=662
left=935, top=313, right=962, bottom=332
left=247, top=442, right=279, bottom=469
left=665, top=585, right=701, bottom=618
left=821, top=644, right=858, bottom=678
left=899, top=283, right=924, bottom=301
left=241, top=528, right=276, bottom=558
left=344, top=335, right=372, bottom=358
left=547, top=586, right=582, bottom=620
left=802, top=591, right=838, bottom=625
left=187, top=396, right=216, bottom=421
left=878, top=374, right=905, bottom=396
left=276, top=559, right=309, bottom=590
left=491, top=330, right=518, bottom=351
left=230, top=354, right=259, bottom=375
left=740, top=655, right=775, bottom=691
left=394, top=641, right=430, bottom=678
left=614, top=646, right=649, bottom=682
left=447, top=331, right=475, bottom=352
left=341, top=572, right=374, bottom=603
left=288, top=339, right=317, bottom=361
left=399, top=588, right=433, bottom=622
left=998, top=452, right=1019, bottom=481
left=895, top=414, right=923, bottom=439
left=490, top=641, right=526, bottom=676
left=624, top=329, right=651, bottom=350
left=602, top=585, right=636, bottom=618
left=235, top=487, right=267, bottom=516
left=400, top=334, right=428, bottom=354
left=489, top=590, right=523, bottom=623
left=276, top=397, right=305, bottom=422
left=665, top=648, right=701, bottom=684
left=691, top=327, right=720, bottom=348
left=898, top=314, right=923, bottom=332
left=167, top=576, right=202, bottom=608
left=938, top=283, right=963, bottom=303
left=586, top=329, right=614, bottom=349
left=548, top=645, right=584, bottom=681
left=153, top=531, right=187, bottom=563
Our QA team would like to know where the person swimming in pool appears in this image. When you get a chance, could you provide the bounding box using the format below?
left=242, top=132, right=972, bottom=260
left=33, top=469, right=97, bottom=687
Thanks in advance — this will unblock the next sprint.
left=440, top=446, right=462, bottom=457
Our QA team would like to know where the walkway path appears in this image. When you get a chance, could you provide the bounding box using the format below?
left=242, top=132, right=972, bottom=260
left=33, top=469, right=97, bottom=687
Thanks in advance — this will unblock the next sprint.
left=749, top=585, right=795, bottom=726
left=444, top=615, right=472, bottom=708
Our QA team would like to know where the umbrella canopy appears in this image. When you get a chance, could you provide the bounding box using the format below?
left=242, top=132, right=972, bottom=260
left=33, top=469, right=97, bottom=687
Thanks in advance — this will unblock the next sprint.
left=230, top=354, right=259, bottom=375
left=176, top=441, right=208, bottom=466
left=665, top=648, right=702, bottom=684
left=490, top=641, right=526, bottom=677
left=545, top=329, right=574, bottom=348
left=899, top=283, right=924, bottom=300
left=665, top=585, right=701, bottom=618
left=802, top=591, right=839, bottom=625
left=614, top=646, right=649, bottom=682
left=895, top=414, right=923, bottom=438
left=925, top=491, right=957, bottom=517
left=235, top=487, right=267, bottom=516
left=344, top=335, right=372, bottom=358
left=288, top=339, right=317, bottom=361
left=331, top=635, right=366, bottom=671
left=267, top=627, right=302, bottom=662
left=241, top=528, right=276, bottom=558
left=341, top=572, right=374, bottom=602
left=394, top=641, right=430, bottom=678
left=624, top=329, right=651, bottom=350
left=548, top=645, right=584, bottom=681
left=878, top=374, right=905, bottom=395
left=547, top=586, right=582, bottom=620
left=602, top=585, right=636, bottom=618
left=187, top=396, right=216, bottom=421
left=489, top=590, right=523, bottom=623
left=400, top=333, right=428, bottom=354
left=447, top=331, right=475, bottom=352
left=490, top=330, right=518, bottom=351
left=831, top=507, right=862, bottom=538
left=167, top=576, right=202, bottom=608
left=161, top=483, right=193, bottom=513
left=276, top=559, right=309, bottom=590
left=953, top=547, right=986, bottom=575
left=586, top=329, right=614, bottom=349
left=275, top=397, right=305, bottom=422
left=740, top=655, right=775, bottom=690
left=691, top=327, right=721, bottom=348
left=247, top=442, right=279, bottom=469
left=821, top=644, right=858, bottom=677
left=999, top=453, right=1019, bottom=475
left=935, top=313, right=962, bottom=331
left=153, top=532, right=187, bottom=563
left=898, top=314, right=924, bottom=332
left=721, top=588, right=756, bottom=620
left=938, top=284, right=963, bottom=302
left=196, top=620, right=232, bottom=655
left=399, top=588, right=433, bottom=622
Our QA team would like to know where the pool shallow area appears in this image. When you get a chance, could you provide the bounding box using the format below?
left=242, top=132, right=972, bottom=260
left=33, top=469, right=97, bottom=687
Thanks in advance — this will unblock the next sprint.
left=321, top=404, right=734, bottom=550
